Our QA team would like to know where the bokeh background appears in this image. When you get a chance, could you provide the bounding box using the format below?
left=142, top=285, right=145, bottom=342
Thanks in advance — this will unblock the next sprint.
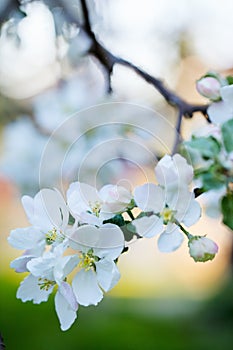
left=1, top=0, right=233, bottom=349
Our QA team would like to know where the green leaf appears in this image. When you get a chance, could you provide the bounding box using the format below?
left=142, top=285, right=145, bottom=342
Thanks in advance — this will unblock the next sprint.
left=184, top=136, right=220, bottom=159
left=226, top=76, right=233, bottom=85
left=198, top=165, right=226, bottom=191
left=221, top=119, right=233, bottom=153
left=221, top=192, right=233, bottom=230
left=103, top=214, right=125, bottom=227
left=120, top=223, right=140, bottom=242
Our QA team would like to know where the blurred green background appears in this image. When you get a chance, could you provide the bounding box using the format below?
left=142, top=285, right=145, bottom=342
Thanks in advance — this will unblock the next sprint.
left=1, top=275, right=233, bottom=349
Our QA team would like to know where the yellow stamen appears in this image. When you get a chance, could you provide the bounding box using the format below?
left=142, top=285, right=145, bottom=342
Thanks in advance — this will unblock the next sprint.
left=45, top=228, right=64, bottom=245
left=78, top=250, right=98, bottom=271
left=89, top=201, right=101, bottom=217
left=161, top=207, right=174, bottom=224
left=38, top=278, right=56, bottom=291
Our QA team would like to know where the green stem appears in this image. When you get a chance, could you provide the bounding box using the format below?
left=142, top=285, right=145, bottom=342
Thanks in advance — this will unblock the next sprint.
left=175, top=220, right=193, bottom=240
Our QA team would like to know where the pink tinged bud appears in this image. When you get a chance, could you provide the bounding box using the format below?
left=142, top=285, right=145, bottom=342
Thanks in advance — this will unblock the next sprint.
left=188, top=236, right=218, bottom=262
left=196, top=77, right=221, bottom=101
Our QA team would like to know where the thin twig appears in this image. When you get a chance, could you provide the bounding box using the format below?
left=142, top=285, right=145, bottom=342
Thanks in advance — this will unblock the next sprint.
left=79, top=0, right=209, bottom=119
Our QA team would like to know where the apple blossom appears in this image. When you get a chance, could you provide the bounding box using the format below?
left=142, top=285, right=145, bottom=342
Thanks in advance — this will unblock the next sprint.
left=8, top=188, right=72, bottom=276
left=188, top=236, right=219, bottom=262
left=21, top=188, right=70, bottom=245
left=69, top=224, right=124, bottom=306
left=67, top=182, right=132, bottom=226
left=132, top=183, right=201, bottom=252
left=18, top=245, right=79, bottom=331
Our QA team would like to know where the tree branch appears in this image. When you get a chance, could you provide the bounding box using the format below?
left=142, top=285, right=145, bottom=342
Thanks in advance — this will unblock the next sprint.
left=79, top=0, right=209, bottom=121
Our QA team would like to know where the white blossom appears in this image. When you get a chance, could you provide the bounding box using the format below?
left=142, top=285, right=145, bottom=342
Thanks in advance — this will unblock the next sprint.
left=21, top=188, right=70, bottom=245
left=18, top=245, right=79, bottom=331
left=67, top=182, right=132, bottom=226
left=132, top=183, right=201, bottom=252
left=8, top=188, right=71, bottom=275
left=69, top=224, right=124, bottom=306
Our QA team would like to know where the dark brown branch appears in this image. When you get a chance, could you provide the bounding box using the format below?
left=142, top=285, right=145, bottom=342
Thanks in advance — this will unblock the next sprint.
left=79, top=0, right=209, bottom=121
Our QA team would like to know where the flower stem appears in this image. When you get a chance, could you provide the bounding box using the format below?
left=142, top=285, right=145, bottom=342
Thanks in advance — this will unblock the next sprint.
left=175, top=220, right=193, bottom=240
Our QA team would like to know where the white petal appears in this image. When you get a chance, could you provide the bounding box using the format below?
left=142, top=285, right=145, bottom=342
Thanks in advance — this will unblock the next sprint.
left=22, top=189, right=68, bottom=233
left=54, top=255, right=78, bottom=282
left=174, top=192, right=201, bottom=226
left=67, top=182, right=101, bottom=217
left=69, top=224, right=124, bottom=260
left=155, top=154, right=193, bottom=188
left=25, top=239, right=45, bottom=256
left=72, top=269, right=103, bottom=306
left=22, top=195, right=34, bottom=224
left=99, top=211, right=115, bottom=222
left=96, top=258, right=120, bottom=292
left=134, top=183, right=164, bottom=212
left=172, top=154, right=193, bottom=185
left=99, top=184, right=131, bottom=204
left=27, top=254, right=55, bottom=279
left=207, top=101, right=233, bottom=124
left=59, top=281, right=78, bottom=311
left=55, top=290, right=77, bottom=331
left=182, top=199, right=201, bottom=227
left=17, top=274, right=52, bottom=304
left=8, top=227, right=44, bottom=250
left=35, top=188, right=69, bottom=231
left=99, top=184, right=132, bottom=213
left=10, top=255, right=34, bottom=272
left=132, top=215, right=164, bottom=238
left=158, top=224, right=184, bottom=252
left=78, top=211, right=102, bottom=226
left=220, top=85, right=233, bottom=105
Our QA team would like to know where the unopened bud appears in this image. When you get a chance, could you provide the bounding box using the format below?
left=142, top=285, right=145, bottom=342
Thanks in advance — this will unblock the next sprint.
left=188, top=236, right=218, bottom=262
left=196, top=77, right=221, bottom=101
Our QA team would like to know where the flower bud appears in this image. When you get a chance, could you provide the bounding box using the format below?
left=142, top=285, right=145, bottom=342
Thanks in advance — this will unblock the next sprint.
left=188, top=236, right=218, bottom=262
left=196, top=77, right=221, bottom=101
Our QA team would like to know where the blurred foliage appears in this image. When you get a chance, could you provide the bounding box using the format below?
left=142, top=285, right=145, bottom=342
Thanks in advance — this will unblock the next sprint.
left=0, top=276, right=233, bottom=350
left=0, top=94, right=32, bottom=126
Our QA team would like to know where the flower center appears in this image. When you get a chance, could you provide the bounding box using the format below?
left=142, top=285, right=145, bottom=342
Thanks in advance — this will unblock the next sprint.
left=38, top=278, right=56, bottom=291
left=78, top=249, right=99, bottom=271
left=45, top=227, right=64, bottom=245
left=89, top=201, right=102, bottom=217
left=161, top=207, right=175, bottom=224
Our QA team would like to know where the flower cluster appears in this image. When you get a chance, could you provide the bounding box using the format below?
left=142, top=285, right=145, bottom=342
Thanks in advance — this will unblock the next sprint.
left=182, top=72, right=233, bottom=229
left=8, top=154, right=218, bottom=330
